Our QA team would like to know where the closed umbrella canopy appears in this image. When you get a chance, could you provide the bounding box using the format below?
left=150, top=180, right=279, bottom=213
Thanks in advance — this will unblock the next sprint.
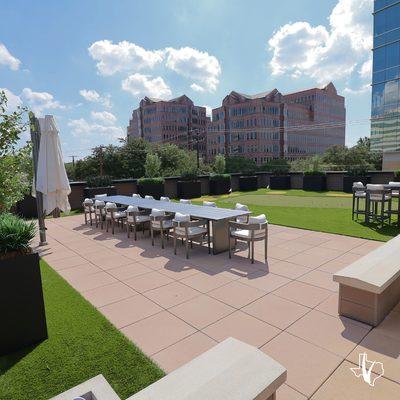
left=35, top=115, right=71, bottom=215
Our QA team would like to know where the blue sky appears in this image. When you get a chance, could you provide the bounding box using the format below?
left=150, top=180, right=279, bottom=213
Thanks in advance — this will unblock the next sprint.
left=0, top=0, right=373, bottom=160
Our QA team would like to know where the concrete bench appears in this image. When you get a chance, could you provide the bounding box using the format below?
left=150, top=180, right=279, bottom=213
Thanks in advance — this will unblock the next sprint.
left=333, top=234, right=400, bottom=326
left=128, top=337, right=286, bottom=400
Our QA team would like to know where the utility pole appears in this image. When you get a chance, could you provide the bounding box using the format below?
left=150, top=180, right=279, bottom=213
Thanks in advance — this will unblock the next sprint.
left=69, top=155, right=77, bottom=167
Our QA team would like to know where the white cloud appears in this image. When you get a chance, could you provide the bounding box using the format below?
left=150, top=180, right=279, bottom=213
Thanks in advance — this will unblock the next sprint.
left=68, top=118, right=124, bottom=140
left=121, top=73, right=172, bottom=98
left=359, top=57, right=372, bottom=80
left=191, top=83, right=205, bottom=92
left=202, top=105, right=212, bottom=117
left=165, top=47, right=221, bottom=92
left=0, top=43, right=21, bottom=70
left=79, top=89, right=112, bottom=108
left=343, top=83, right=371, bottom=95
left=88, top=40, right=164, bottom=76
left=268, top=0, right=373, bottom=85
left=1, top=88, right=22, bottom=111
left=91, top=110, right=117, bottom=124
left=21, top=88, right=64, bottom=116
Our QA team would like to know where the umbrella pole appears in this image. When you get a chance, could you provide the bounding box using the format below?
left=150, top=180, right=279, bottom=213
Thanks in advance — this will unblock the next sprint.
left=29, top=112, right=47, bottom=246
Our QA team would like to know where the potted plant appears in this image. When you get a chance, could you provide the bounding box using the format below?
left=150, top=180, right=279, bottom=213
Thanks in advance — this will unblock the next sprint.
left=0, top=213, right=47, bottom=355
left=83, top=175, right=117, bottom=198
left=343, top=165, right=371, bottom=193
left=210, top=154, right=231, bottom=195
left=268, top=159, right=291, bottom=190
left=177, top=165, right=202, bottom=199
left=239, top=166, right=258, bottom=191
left=137, top=153, right=165, bottom=199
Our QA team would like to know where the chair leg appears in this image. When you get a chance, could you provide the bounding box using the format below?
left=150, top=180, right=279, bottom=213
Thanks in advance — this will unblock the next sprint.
left=352, top=196, right=355, bottom=220
left=95, top=213, right=98, bottom=228
left=185, top=237, right=189, bottom=259
left=251, top=240, right=255, bottom=264
left=89, top=212, right=93, bottom=226
left=84, top=212, right=87, bottom=224
left=151, top=226, right=154, bottom=246
left=265, top=228, right=268, bottom=262
left=174, top=233, right=177, bottom=255
left=228, top=234, right=232, bottom=259
left=161, top=230, right=165, bottom=249
left=134, top=224, right=137, bottom=241
left=106, top=219, right=109, bottom=232
left=112, top=219, right=115, bottom=235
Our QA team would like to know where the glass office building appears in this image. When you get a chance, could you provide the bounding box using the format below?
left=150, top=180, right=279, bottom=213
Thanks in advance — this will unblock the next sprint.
left=371, top=0, right=400, bottom=153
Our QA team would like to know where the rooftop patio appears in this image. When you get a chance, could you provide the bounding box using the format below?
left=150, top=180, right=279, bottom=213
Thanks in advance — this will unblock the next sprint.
left=38, top=214, right=400, bottom=399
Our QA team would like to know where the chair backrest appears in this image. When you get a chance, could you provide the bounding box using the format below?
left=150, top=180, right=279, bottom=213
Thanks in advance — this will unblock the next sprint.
left=94, top=200, right=105, bottom=207
left=353, top=182, right=364, bottom=189
left=151, top=208, right=165, bottom=217
left=132, top=193, right=142, bottom=198
left=366, top=184, right=384, bottom=191
left=180, top=199, right=192, bottom=204
left=203, top=201, right=216, bottom=207
left=160, top=196, right=170, bottom=202
left=127, top=205, right=139, bottom=213
left=389, top=181, right=400, bottom=186
left=83, top=198, right=93, bottom=207
left=105, top=202, right=117, bottom=216
left=235, top=203, right=249, bottom=211
left=145, top=195, right=154, bottom=200
left=94, top=194, right=107, bottom=199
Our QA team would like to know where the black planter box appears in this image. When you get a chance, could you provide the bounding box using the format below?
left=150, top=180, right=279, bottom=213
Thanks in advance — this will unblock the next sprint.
left=138, top=183, right=165, bottom=199
left=239, top=176, right=258, bottom=191
left=16, top=195, right=38, bottom=218
left=303, top=175, right=326, bottom=191
left=0, top=252, right=47, bottom=356
left=343, top=176, right=371, bottom=193
left=269, top=176, right=291, bottom=190
left=177, top=181, right=202, bottom=199
left=210, top=179, right=231, bottom=195
left=83, top=186, right=117, bottom=199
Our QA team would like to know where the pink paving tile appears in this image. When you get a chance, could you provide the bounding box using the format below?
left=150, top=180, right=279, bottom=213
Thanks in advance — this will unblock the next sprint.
left=145, top=281, right=201, bottom=308
left=311, top=360, right=400, bottom=400
left=374, top=310, right=400, bottom=341
left=124, top=271, right=174, bottom=293
left=286, top=251, right=338, bottom=269
left=318, top=238, right=365, bottom=252
left=243, top=294, right=309, bottom=329
left=315, top=293, right=340, bottom=317
left=43, top=248, right=77, bottom=262
left=87, top=254, right=133, bottom=270
left=49, top=255, right=90, bottom=271
left=350, top=240, right=383, bottom=255
left=180, top=272, right=233, bottom=293
left=273, top=281, right=332, bottom=308
left=267, top=247, right=301, bottom=261
left=240, top=271, right=290, bottom=293
left=261, top=332, right=343, bottom=398
left=67, top=271, right=117, bottom=292
left=157, top=261, right=201, bottom=280
left=57, top=262, right=102, bottom=280
left=208, top=280, right=266, bottom=308
left=203, top=310, right=280, bottom=348
left=151, top=332, right=217, bottom=373
left=169, top=295, right=234, bottom=329
left=121, top=311, right=196, bottom=355
left=106, top=262, right=151, bottom=280
left=317, top=259, right=348, bottom=274
left=276, top=241, right=315, bottom=253
left=334, top=252, right=364, bottom=264
left=139, top=256, right=177, bottom=270
left=99, top=294, right=162, bottom=328
left=276, top=384, right=307, bottom=400
left=287, top=310, right=371, bottom=358
left=83, top=282, right=137, bottom=308
left=297, top=270, right=339, bottom=292
left=347, top=329, right=400, bottom=385
left=266, top=260, right=311, bottom=279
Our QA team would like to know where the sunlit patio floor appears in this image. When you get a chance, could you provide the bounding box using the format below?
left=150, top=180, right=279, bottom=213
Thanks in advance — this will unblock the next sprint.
left=37, top=214, right=400, bottom=399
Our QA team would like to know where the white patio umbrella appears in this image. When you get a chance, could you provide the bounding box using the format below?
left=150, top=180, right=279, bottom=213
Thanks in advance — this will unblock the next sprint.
left=35, top=115, right=71, bottom=215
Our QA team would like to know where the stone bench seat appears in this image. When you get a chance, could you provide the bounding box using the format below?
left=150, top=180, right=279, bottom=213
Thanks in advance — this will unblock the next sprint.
left=128, top=337, right=287, bottom=400
left=333, top=234, right=400, bottom=326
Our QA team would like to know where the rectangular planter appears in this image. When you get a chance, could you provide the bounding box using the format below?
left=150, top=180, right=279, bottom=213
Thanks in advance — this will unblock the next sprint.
left=210, top=179, right=231, bottom=195
left=16, top=194, right=38, bottom=218
left=303, top=175, right=327, bottom=191
left=138, top=183, right=165, bottom=199
left=239, top=176, right=258, bottom=191
left=269, top=176, right=291, bottom=190
left=177, top=181, right=202, bottom=199
left=83, top=186, right=117, bottom=199
left=0, top=252, right=48, bottom=355
left=343, top=176, right=371, bottom=193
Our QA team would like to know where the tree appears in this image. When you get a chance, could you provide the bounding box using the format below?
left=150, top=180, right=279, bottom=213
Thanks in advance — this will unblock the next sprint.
left=260, top=158, right=290, bottom=174
left=144, top=153, right=161, bottom=178
left=120, top=137, right=148, bottom=178
left=213, top=154, right=226, bottom=174
left=225, top=156, right=257, bottom=173
left=0, top=90, right=31, bottom=212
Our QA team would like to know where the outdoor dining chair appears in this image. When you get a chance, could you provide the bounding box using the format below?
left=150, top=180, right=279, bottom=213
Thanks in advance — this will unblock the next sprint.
left=132, top=193, right=142, bottom=198
left=228, top=214, right=268, bottom=264
left=82, top=198, right=94, bottom=225
left=180, top=199, right=192, bottom=204
left=145, top=195, right=154, bottom=200
left=150, top=208, right=174, bottom=249
left=235, top=203, right=250, bottom=223
left=160, top=196, right=170, bottom=202
left=126, top=205, right=151, bottom=240
left=94, top=194, right=107, bottom=199
left=388, top=181, right=400, bottom=226
left=94, top=200, right=106, bottom=229
left=366, top=184, right=392, bottom=225
left=203, top=201, right=217, bottom=207
left=172, top=212, right=210, bottom=259
left=105, top=202, right=127, bottom=234
left=352, top=182, right=367, bottom=220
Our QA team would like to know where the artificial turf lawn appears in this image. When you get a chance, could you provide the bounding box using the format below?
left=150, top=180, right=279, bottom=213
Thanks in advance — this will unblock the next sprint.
left=196, top=189, right=400, bottom=242
left=0, top=260, right=164, bottom=400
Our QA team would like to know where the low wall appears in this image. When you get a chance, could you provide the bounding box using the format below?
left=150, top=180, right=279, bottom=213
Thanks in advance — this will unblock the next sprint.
left=64, top=170, right=398, bottom=210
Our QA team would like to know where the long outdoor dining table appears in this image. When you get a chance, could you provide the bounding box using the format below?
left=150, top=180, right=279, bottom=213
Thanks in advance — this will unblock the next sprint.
left=101, top=195, right=251, bottom=254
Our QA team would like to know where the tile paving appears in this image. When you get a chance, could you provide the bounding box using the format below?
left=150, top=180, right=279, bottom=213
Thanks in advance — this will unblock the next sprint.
left=37, top=214, right=400, bottom=399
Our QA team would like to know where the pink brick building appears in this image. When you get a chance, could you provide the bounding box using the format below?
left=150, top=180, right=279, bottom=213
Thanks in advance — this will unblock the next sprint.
left=207, top=83, right=345, bottom=164
left=127, top=95, right=208, bottom=156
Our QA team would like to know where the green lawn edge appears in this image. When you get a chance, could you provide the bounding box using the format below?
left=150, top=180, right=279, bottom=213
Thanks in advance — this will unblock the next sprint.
left=0, top=260, right=164, bottom=400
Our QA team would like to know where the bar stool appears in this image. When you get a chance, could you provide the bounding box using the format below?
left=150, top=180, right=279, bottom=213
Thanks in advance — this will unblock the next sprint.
left=94, top=200, right=106, bottom=229
left=366, top=184, right=392, bottom=225
left=352, top=182, right=367, bottom=221
left=388, top=181, right=400, bottom=226
left=83, top=198, right=94, bottom=225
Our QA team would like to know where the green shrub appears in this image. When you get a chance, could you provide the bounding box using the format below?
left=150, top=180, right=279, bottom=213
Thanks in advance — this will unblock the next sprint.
left=144, top=153, right=161, bottom=178
left=180, top=164, right=198, bottom=181
left=395, top=169, right=400, bottom=178
left=0, top=213, right=36, bottom=256
left=346, top=165, right=370, bottom=177
left=213, top=154, right=226, bottom=174
left=304, top=170, right=325, bottom=176
left=137, top=177, right=164, bottom=185
left=86, top=175, right=113, bottom=188
left=261, top=158, right=290, bottom=175
left=210, top=173, right=230, bottom=182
